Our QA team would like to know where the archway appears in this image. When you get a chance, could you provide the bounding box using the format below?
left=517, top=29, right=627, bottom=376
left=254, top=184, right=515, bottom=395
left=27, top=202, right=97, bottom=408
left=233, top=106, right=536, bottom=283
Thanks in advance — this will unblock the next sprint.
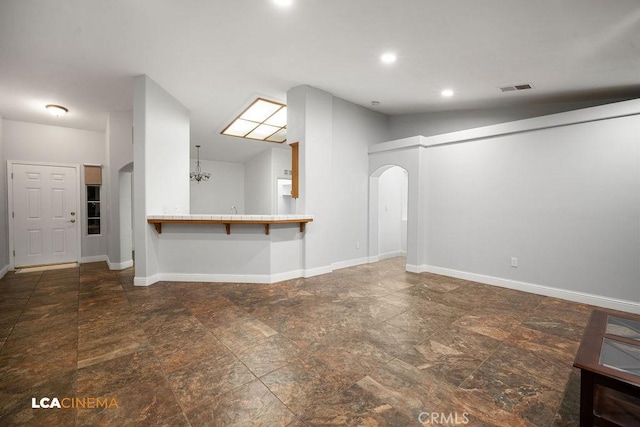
left=369, top=165, right=408, bottom=262
left=119, top=162, right=134, bottom=266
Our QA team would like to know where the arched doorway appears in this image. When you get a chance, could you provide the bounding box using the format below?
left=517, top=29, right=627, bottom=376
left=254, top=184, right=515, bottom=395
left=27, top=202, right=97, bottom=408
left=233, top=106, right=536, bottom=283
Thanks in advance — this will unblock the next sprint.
left=369, top=165, right=408, bottom=262
left=119, top=162, right=134, bottom=267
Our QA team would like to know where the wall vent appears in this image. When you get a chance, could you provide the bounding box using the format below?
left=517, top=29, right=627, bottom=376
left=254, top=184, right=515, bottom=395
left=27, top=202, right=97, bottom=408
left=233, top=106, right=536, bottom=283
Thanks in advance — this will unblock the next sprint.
left=500, top=83, right=533, bottom=92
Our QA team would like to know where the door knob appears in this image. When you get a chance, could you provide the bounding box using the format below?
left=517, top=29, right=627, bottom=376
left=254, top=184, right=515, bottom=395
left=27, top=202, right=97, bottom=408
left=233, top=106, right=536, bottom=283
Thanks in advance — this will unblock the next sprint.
left=70, top=212, right=76, bottom=216
left=69, top=219, right=76, bottom=223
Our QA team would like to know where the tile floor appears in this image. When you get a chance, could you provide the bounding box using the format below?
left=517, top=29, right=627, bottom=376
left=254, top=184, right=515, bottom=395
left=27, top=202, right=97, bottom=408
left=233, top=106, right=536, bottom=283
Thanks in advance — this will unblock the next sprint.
left=0, top=258, right=597, bottom=426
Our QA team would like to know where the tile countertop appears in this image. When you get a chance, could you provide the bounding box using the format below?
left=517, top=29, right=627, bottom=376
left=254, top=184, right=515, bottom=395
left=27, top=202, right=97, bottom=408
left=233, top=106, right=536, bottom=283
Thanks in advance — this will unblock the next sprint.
left=147, top=214, right=313, bottom=221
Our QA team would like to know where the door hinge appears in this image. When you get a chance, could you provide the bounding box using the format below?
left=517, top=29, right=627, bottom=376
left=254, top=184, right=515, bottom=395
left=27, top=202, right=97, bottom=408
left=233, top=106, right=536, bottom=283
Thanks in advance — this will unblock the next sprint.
left=12, top=212, right=14, bottom=218
left=13, top=250, right=15, bottom=257
left=11, top=172, right=13, bottom=179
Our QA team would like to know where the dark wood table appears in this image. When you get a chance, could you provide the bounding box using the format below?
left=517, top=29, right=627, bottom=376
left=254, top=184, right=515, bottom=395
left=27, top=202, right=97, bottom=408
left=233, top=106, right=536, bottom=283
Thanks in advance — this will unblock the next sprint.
left=573, top=310, right=640, bottom=426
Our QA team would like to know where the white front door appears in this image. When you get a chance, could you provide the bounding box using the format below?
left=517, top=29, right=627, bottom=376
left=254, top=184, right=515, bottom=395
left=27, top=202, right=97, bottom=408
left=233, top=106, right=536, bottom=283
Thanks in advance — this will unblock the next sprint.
left=11, top=163, right=79, bottom=267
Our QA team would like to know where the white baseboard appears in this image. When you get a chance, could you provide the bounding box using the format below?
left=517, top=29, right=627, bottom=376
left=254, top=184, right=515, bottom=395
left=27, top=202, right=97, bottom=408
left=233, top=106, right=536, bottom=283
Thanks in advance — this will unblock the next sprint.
left=106, top=258, right=134, bottom=271
left=80, top=255, right=108, bottom=264
left=417, top=264, right=640, bottom=314
left=332, top=257, right=369, bottom=271
left=0, top=264, right=9, bottom=280
left=271, top=269, right=305, bottom=283
left=303, top=265, right=333, bottom=278
left=378, top=250, right=405, bottom=261
left=134, top=273, right=162, bottom=286
left=135, top=268, right=310, bottom=286
left=406, top=264, right=420, bottom=273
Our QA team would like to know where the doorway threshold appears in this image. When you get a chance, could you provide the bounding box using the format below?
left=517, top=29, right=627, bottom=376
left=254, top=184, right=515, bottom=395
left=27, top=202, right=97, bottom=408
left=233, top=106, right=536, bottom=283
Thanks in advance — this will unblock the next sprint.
left=15, top=262, right=79, bottom=274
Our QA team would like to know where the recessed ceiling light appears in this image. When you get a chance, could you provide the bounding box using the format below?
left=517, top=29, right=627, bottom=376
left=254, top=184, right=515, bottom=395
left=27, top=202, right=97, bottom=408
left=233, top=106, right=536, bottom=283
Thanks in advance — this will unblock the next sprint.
left=45, top=104, right=68, bottom=117
left=441, top=89, right=454, bottom=97
left=380, top=53, right=397, bottom=64
left=273, top=0, right=293, bottom=6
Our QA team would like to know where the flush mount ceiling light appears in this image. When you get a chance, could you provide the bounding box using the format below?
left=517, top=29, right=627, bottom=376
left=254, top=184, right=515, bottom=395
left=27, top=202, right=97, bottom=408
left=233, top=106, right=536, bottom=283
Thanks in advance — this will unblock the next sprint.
left=221, top=98, right=287, bottom=143
left=441, top=89, right=454, bottom=97
left=380, top=52, right=397, bottom=64
left=273, top=0, right=293, bottom=6
left=45, top=104, right=68, bottom=117
left=190, top=145, right=211, bottom=183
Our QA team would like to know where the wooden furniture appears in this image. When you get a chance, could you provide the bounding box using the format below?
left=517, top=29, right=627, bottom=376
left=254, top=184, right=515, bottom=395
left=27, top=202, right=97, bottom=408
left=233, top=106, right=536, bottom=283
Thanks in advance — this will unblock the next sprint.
left=147, top=215, right=313, bottom=235
left=573, top=310, right=640, bottom=426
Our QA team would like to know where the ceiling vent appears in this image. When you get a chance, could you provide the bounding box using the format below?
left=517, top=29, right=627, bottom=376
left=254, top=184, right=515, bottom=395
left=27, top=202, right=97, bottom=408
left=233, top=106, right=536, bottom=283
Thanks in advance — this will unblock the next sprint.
left=500, top=83, right=533, bottom=92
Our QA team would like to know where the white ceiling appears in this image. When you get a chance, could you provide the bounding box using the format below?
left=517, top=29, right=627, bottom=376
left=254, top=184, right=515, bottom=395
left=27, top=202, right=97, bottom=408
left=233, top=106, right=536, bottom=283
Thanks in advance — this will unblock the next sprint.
left=1, top=0, right=639, bottom=163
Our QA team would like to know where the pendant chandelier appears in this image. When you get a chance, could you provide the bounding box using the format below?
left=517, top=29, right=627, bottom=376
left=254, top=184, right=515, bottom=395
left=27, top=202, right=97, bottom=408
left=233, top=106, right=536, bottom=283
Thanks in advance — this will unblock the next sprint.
left=190, top=145, right=211, bottom=183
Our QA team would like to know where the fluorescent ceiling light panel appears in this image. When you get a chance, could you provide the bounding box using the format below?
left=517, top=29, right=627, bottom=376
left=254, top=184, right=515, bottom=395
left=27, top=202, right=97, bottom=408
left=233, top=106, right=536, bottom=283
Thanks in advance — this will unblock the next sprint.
left=246, top=124, right=281, bottom=140
left=264, top=107, right=287, bottom=127
left=266, top=128, right=287, bottom=143
left=222, top=98, right=287, bottom=143
left=223, top=119, right=259, bottom=137
left=240, top=99, right=281, bottom=122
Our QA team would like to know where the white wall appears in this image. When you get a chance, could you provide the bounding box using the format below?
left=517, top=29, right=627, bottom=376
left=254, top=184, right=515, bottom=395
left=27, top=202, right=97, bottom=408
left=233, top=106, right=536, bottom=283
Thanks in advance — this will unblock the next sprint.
left=0, top=116, right=8, bottom=276
left=106, top=110, right=133, bottom=268
left=378, top=166, right=407, bottom=258
left=244, top=149, right=272, bottom=214
left=154, top=225, right=303, bottom=283
left=191, top=159, right=244, bottom=214
left=133, top=75, right=190, bottom=285
left=288, top=85, right=334, bottom=275
left=3, top=119, right=107, bottom=261
left=243, top=147, right=291, bottom=215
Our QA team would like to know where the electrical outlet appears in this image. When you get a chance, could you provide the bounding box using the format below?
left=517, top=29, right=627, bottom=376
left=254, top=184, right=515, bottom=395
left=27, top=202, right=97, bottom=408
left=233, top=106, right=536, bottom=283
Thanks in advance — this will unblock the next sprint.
left=511, top=257, right=518, bottom=268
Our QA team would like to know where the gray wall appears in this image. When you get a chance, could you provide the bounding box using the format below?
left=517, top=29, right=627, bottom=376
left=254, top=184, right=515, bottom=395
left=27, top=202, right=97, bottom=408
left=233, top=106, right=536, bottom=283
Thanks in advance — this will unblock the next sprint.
left=331, top=96, right=390, bottom=265
left=389, top=99, right=633, bottom=140
left=421, top=109, right=640, bottom=303
left=0, top=117, right=8, bottom=274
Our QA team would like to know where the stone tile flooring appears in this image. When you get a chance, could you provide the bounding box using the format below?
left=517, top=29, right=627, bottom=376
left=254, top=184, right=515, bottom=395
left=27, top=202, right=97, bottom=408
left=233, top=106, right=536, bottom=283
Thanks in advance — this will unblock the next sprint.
left=0, top=258, right=599, bottom=426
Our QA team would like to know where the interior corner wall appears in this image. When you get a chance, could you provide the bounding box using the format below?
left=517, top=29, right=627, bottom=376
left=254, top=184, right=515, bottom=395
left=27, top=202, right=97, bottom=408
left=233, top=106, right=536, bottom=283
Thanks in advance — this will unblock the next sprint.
left=106, top=110, right=133, bottom=268
left=287, top=85, right=390, bottom=273
left=2, top=120, right=107, bottom=261
left=133, top=75, right=190, bottom=285
left=191, top=159, right=245, bottom=214
left=331, top=97, right=389, bottom=267
left=0, top=116, right=8, bottom=275
left=421, top=108, right=640, bottom=307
